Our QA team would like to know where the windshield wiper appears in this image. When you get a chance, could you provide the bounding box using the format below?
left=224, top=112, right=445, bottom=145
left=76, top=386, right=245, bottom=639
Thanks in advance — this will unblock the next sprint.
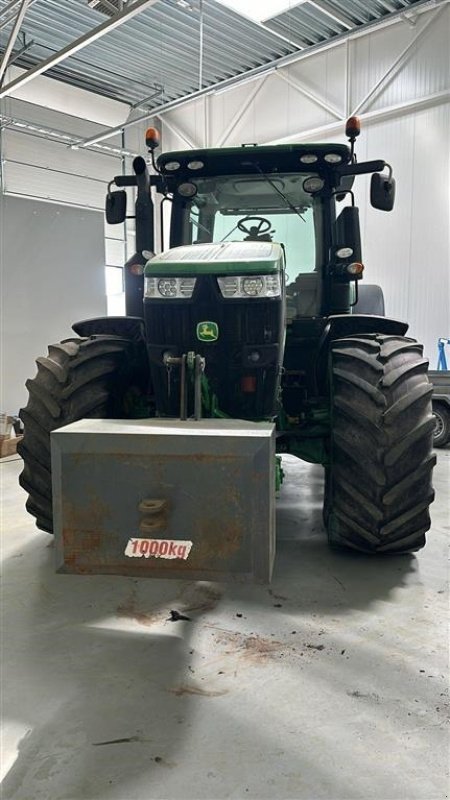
left=189, top=212, right=214, bottom=240
left=254, top=164, right=307, bottom=222
left=220, top=224, right=239, bottom=242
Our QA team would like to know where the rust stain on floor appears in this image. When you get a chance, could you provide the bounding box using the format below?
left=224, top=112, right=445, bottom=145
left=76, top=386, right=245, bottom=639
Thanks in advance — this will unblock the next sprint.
left=268, top=588, right=288, bottom=601
left=180, top=583, right=222, bottom=613
left=168, top=683, right=228, bottom=697
left=116, top=582, right=222, bottom=627
left=116, top=589, right=164, bottom=626
left=213, top=630, right=286, bottom=663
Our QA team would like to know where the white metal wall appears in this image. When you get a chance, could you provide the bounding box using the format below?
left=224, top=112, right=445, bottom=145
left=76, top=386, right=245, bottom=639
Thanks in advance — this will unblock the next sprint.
left=0, top=98, right=122, bottom=210
left=158, top=4, right=450, bottom=363
left=0, top=196, right=106, bottom=414
left=0, top=96, right=128, bottom=315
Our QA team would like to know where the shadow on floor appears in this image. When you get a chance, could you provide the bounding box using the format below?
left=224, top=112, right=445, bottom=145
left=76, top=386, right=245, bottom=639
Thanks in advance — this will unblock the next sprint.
left=1, top=456, right=430, bottom=800
left=270, top=456, right=417, bottom=614
left=2, top=536, right=366, bottom=800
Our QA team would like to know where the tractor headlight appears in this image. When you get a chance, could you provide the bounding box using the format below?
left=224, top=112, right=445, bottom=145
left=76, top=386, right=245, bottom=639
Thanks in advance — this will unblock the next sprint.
left=145, top=277, right=196, bottom=299
left=157, top=278, right=177, bottom=297
left=242, top=277, right=265, bottom=296
left=217, top=274, right=281, bottom=299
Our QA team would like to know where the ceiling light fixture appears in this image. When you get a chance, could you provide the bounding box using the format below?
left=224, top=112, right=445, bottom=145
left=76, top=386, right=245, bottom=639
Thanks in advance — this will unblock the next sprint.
left=215, top=0, right=305, bottom=23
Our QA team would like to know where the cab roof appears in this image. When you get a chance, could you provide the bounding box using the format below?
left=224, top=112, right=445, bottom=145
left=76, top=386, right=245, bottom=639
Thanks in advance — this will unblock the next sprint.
left=157, top=143, right=352, bottom=179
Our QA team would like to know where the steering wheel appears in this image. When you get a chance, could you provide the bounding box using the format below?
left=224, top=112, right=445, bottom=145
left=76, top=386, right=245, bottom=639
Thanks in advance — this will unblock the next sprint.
left=237, top=216, right=272, bottom=237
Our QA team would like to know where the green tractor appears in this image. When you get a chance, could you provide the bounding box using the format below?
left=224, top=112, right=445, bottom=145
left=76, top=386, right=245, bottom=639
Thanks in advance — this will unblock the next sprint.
left=19, top=118, right=435, bottom=568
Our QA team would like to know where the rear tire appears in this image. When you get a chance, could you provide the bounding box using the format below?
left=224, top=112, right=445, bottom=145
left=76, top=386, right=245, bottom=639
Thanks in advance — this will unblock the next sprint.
left=432, top=402, right=450, bottom=448
left=18, top=336, right=150, bottom=534
left=326, top=334, right=435, bottom=554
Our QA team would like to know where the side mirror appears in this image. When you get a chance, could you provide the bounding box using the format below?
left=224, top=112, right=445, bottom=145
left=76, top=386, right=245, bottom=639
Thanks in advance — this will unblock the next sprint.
left=106, top=190, right=127, bottom=224
left=370, top=172, right=396, bottom=211
left=334, top=206, right=362, bottom=263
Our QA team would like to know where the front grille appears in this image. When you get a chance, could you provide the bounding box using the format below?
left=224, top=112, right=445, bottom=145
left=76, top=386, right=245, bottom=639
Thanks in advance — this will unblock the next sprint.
left=145, top=301, right=280, bottom=349
left=145, top=275, right=281, bottom=350
left=144, top=275, right=284, bottom=419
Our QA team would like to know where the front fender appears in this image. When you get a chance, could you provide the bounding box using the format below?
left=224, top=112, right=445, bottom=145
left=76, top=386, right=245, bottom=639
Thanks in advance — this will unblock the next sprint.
left=326, top=314, right=408, bottom=341
left=72, top=316, right=145, bottom=342
left=314, top=314, right=410, bottom=394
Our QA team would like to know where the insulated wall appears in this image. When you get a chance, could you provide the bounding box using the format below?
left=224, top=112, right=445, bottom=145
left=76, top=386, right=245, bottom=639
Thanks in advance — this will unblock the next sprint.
left=157, top=4, right=450, bottom=363
left=0, top=196, right=106, bottom=414
left=0, top=97, right=122, bottom=211
left=0, top=84, right=133, bottom=322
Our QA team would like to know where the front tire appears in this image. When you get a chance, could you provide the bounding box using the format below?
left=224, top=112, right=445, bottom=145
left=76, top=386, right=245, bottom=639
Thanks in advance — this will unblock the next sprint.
left=326, top=334, right=436, bottom=553
left=18, top=336, right=150, bottom=534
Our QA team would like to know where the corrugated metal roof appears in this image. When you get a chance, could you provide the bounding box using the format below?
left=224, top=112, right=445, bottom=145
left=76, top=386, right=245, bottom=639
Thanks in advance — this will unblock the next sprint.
left=0, top=0, right=433, bottom=109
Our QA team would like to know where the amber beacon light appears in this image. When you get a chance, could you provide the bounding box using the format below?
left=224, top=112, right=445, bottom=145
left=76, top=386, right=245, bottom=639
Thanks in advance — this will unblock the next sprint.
left=145, top=127, right=161, bottom=150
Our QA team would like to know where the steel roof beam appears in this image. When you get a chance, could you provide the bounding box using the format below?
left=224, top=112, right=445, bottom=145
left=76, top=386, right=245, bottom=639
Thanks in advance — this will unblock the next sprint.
left=0, top=0, right=31, bottom=86
left=5, top=37, right=35, bottom=66
left=0, top=0, right=20, bottom=21
left=215, top=73, right=269, bottom=147
left=352, top=5, right=443, bottom=114
left=0, top=0, right=47, bottom=30
left=156, top=114, right=200, bottom=150
left=74, top=0, right=439, bottom=149
left=306, top=0, right=354, bottom=29
left=0, top=0, right=159, bottom=99
left=274, top=68, right=343, bottom=119
left=104, top=10, right=261, bottom=77
left=264, top=88, right=450, bottom=145
left=376, top=0, right=398, bottom=13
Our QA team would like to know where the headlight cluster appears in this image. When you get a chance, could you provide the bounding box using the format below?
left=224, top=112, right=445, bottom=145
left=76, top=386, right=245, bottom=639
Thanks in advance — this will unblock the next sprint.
left=217, top=274, right=281, bottom=299
left=144, top=273, right=281, bottom=300
left=145, top=276, right=196, bottom=298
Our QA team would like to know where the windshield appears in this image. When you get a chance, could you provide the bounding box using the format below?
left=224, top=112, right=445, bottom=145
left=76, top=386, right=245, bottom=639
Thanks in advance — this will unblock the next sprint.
left=177, top=172, right=320, bottom=284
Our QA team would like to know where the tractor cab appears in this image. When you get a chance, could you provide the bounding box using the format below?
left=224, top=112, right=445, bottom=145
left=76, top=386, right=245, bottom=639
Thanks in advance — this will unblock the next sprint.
left=157, top=142, right=353, bottom=321
left=102, top=128, right=398, bottom=426
left=136, top=137, right=395, bottom=422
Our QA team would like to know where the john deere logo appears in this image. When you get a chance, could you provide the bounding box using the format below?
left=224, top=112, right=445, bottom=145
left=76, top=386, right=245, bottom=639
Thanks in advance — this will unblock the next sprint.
left=196, top=321, right=219, bottom=342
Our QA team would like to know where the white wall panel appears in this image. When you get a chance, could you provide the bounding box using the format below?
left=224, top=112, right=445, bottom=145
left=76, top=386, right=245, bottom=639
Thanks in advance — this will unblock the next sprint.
left=400, top=103, right=449, bottom=362
left=209, top=82, right=265, bottom=148
left=105, top=237, right=125, bottom=267
left=223, top=73, right=335, bottom=147
left=4, top=66, right=129, bottom=127
left=161, top=97, right=209, bottom=149
left=368, top=10, right=450, bottom=112
left=0, top=97, right=123, bottom=141
left=104, top=219, right=126, bottom=241
left=0, top=196, right=106, bottom=414
left=3, top=161, right=106, bottom=210
left=3, top=130, right=114, bottom=182
left=350, top=18, right=415, bottom=113
left=0, top=98, right=122, bottom=209
left=287, top=44, right=347, bottom=116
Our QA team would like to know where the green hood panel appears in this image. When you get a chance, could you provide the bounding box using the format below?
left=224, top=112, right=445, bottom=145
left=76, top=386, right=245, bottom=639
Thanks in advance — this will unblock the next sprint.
left=145, top=242, right=284, bottom=276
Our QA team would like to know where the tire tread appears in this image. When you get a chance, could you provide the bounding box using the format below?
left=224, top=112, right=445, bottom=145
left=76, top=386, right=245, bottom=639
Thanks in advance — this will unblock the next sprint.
left=327, top=333, right=435, bottom=553
left=19, top=336, right=141, bottom=534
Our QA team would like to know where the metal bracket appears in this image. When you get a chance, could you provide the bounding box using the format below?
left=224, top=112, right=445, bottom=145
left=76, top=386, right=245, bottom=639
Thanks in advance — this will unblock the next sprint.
left=139, top=498, right=168, bottom=533
left=163, top=351, right=206, bottom=420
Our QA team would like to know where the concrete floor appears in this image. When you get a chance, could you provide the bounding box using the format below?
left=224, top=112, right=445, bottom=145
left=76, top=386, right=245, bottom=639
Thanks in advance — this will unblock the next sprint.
left=1, top=450, right=449, bottom=800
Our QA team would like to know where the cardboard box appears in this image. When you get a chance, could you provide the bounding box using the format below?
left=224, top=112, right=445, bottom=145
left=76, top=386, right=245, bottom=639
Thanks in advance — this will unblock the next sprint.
left=0, top=434, right=23, bottom=458
left=0, top=413, right=12, bottom=438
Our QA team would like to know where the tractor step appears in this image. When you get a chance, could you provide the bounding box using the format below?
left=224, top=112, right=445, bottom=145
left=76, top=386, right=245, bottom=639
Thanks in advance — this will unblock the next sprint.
left=51, top=418, right=276, bottom=583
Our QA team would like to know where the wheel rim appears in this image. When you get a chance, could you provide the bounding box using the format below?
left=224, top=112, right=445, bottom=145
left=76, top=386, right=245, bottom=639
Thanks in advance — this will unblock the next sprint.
left=433, top=410, right=444, bottom=440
